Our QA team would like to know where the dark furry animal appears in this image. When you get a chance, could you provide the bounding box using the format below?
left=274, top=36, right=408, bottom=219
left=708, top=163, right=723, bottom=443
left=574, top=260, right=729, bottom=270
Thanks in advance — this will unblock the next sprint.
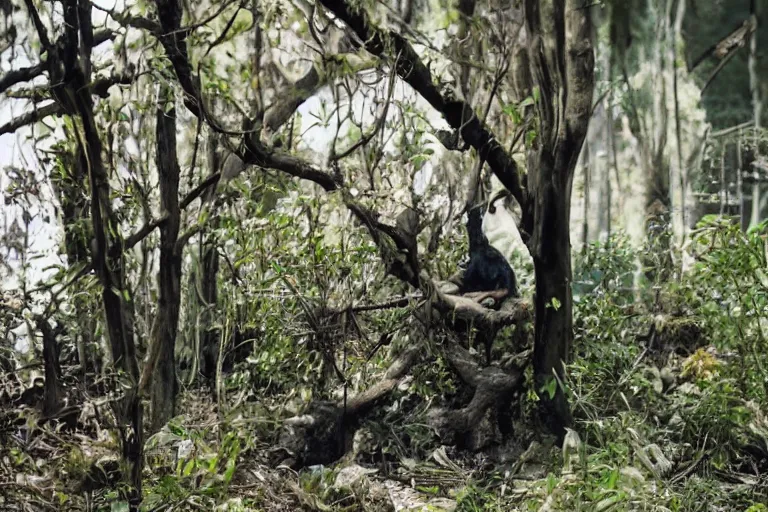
left=455, top=203, right=519, bottom=364
left=460, top=204, right=518, bottom=302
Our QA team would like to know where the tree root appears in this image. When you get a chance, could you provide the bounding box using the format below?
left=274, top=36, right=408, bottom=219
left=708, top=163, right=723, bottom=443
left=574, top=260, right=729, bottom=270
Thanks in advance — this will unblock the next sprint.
left=272, top=346, right=421, bottom=468
left=427, top=342, right=531, bottom=448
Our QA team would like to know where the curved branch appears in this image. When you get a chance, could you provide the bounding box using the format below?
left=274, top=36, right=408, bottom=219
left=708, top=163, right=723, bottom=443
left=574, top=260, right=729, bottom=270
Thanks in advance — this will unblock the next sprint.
left=0, top=63, right=45, bottom=95
left=318, top=0, right=526, bottom=212
left=0, top=29, right=113, bottom=96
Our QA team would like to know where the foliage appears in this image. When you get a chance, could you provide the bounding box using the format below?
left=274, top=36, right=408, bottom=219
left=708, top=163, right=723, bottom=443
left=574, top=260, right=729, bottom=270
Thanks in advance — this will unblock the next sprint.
left=1, top=0, right=766, bottom=509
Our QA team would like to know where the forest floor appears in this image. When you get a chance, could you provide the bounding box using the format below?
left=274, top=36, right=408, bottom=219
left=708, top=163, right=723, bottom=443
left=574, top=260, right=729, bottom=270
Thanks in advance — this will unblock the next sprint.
left=2, top=323, right=767, bottom=512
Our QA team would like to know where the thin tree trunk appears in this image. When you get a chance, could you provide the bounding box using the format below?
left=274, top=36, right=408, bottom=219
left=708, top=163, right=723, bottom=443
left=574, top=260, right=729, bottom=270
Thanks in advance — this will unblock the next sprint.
left=149, top=88, right=183, bottom=433
left=606, top=148, right=612, bottom=239
left=198, top=233, right=220, bottom=383
left=608, top=91, right=623, bottom=226
left=50, top=143, right=93, bottom=375
left=78, top=89, right=143, bottom=512
left=738, top=135, right=745, bottom=228
left=197, top=132, right=223, bottom=386
left=672, top=0, right=687, bottom=239
left=68, top=55, right=142, bottom=511
left=720, top=146, right=727, bottom=215
left=38, top=319, right=62, bottom=417
left=749, top=0, right=763, bottom=227
left=593, top=37, right=611, bottom=240
left=581, top=140, right=590, bottom=248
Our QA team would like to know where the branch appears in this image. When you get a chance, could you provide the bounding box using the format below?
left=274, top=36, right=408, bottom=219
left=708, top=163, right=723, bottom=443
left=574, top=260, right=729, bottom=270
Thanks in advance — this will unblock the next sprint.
left=0, top=72, right=138, bottom=135
left=700, top=44, right=742, bottom=96
left=92, top=3, right=162, bottom=33
left=0, top=102, right=62, bottom=135
left=0, top=63, right=45, bottom=95
left=332, top=66, right=396, bottom=161
left=22, top=0, right=52, bottom=51
left=180, top=172, right=221, bottom=209
left=428, top=277, right=532, bottom=329
left=262, top=65, right=324, bottom=134
left=688, top=18, right=752, bottom=72
left=146, top=0, right=525, bottom=308
left=318, top=0, right=525, bottom=210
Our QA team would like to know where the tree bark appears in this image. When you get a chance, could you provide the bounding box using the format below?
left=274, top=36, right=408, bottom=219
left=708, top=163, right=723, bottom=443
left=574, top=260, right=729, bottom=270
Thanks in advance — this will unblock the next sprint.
left=530, top=157, right=575, bottom=437
left=671, top=0, right=687, bottom=240
left=581, top=139, right=590, bottom=248
left=522, top=0, right=595, bottom=438
left=198, top=133, right=223, bottom=385
left=149, top=88, right=183, bottom=433
left=38, top=319, right=62, bottom=417
left=749, top=0, right=763, bottom=227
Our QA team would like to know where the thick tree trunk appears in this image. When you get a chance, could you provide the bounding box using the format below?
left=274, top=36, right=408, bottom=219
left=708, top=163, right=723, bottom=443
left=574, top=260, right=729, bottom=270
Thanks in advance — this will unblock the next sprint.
left=522, top=0, right=594, bottom=439
left=529, top=158, right=574, bottom=438
left=149, top=91, right=183, bottom=433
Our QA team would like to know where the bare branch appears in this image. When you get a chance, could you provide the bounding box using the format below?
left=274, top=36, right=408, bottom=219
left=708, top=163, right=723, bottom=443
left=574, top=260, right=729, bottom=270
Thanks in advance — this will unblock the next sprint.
left=22, top=0, right=52, bottom=51
left=332, top=66, right=396, bottom=161
left=0, top=63, right=45, bottom=95
left=0, top=102, right=62, bottom=135
left=688, top=18, right=753, bottom=72
left=262, top=65, right=324, bottom=135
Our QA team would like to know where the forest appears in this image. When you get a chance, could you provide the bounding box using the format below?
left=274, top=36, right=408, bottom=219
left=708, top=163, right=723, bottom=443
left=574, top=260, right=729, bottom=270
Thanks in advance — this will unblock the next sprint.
left=0, top=0, right=767, bottom=510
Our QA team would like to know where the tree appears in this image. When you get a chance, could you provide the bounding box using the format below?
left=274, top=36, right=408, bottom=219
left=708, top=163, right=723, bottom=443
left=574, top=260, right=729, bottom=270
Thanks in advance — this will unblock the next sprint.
left=1, top=0, right=593, bottom=504
left=517, top=0, right=595, bottom=434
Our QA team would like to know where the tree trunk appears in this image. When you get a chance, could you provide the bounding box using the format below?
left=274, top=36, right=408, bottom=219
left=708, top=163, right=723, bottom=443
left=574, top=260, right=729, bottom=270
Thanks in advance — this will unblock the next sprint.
left=522, top=0, right=595, bottom=438
left=149, top=89, right=183, bottom=433
left=75, top=68, right=143, bottom=512
left=594, top=42, right=612, bottom=239
left=198, top=232, right=220, bottom=384
left=530, top=159, right=574, bottom=437
left=671, top=0, right=687, bottom=241
left=749, top=0, right=763, bottom=227
left=38, top=319, right=62, bottom=417
left=581, top=139, right=590, bottom=249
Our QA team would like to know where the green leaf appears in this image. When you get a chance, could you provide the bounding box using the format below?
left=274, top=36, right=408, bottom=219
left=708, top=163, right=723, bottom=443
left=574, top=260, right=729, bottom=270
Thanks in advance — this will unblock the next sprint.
left=110, top=502, right=130, bottom=512
left=540, top=377, right=557, bottom=400
left=502, top=103, right=522, bottom=124
left=182, top=458, right=195, bottom=477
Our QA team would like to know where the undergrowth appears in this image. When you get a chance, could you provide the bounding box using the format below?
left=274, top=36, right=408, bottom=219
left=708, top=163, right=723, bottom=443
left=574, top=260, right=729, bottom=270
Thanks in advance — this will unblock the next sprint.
left=3, top=221, right=768, bottom=511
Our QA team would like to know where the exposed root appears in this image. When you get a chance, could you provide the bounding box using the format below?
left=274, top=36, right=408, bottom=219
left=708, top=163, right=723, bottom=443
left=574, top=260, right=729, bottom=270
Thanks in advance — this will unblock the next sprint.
left=273, top=346, right=420, bottom=468
left=427, top=342, right=531, bottom=447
